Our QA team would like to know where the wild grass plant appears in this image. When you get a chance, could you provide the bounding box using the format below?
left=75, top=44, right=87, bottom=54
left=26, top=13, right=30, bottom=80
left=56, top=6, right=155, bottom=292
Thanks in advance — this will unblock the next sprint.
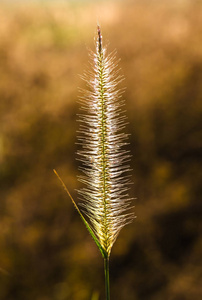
left=0, top=2, right=201, bottom=299
left=55, top=25, right=134, bottom=300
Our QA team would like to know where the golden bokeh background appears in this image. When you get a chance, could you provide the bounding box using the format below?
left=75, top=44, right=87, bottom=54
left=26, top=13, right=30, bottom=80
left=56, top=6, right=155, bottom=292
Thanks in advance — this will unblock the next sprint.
left=0, top=0, right=201, bottom=299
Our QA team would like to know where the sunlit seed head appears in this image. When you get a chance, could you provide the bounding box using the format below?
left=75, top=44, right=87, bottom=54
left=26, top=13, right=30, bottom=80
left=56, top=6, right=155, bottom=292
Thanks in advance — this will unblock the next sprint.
left=77, top=27, right=134, bottom=255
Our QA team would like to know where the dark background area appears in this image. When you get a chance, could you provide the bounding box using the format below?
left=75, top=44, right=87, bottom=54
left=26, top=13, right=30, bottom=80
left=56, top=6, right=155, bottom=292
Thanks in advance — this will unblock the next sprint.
left=0, top=0, right=201, bottom=299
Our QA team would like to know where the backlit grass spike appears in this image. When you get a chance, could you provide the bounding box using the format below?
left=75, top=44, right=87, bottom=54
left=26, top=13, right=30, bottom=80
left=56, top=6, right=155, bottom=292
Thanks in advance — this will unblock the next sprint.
left=55, top=26, right=134, bottom=300
left=77, top=26, right=134, bottom=258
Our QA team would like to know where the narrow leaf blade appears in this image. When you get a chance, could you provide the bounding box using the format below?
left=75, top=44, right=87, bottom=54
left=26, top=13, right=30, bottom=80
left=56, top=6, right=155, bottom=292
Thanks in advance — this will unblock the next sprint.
left=53, top=169, right=107, bottom=258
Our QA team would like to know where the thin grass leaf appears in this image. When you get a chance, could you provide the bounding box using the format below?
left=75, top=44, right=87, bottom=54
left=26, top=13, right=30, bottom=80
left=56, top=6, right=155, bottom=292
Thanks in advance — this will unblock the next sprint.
left=53, top=169, right=107, bottom=258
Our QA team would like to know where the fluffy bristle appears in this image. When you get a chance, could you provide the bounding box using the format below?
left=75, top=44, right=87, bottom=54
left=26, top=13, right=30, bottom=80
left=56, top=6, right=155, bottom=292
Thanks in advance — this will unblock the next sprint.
left=77, top=27, right=134, bottom=255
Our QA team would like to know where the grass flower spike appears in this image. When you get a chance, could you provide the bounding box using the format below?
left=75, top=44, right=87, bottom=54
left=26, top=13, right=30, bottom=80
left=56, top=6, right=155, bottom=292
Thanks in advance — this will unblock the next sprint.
left=78, top=26, right=134, bottom=254
left=55, top=25, right=134, bottom=300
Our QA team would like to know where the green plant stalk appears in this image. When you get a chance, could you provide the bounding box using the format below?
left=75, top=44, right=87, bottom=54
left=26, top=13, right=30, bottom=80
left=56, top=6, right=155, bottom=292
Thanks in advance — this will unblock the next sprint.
left=98, top=26, right=111, bottom=300
left=104, top=256, right=110, bottom=300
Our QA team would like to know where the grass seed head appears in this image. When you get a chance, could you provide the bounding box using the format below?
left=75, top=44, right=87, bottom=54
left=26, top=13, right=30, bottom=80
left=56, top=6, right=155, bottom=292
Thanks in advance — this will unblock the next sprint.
left=77, top=26, right=134, bottom=256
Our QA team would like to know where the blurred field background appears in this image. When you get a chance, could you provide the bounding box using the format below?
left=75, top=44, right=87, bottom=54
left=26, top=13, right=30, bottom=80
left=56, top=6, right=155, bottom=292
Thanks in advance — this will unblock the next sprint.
left=0, top=0, right=202, bottom=299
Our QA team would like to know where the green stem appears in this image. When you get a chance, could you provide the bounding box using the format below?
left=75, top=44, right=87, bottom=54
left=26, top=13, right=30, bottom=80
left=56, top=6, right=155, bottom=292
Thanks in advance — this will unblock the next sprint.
left=104, top=257, right=110, bottom=300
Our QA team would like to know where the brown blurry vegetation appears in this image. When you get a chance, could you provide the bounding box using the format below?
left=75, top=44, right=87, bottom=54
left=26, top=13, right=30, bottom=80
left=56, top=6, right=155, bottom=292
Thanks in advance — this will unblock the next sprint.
left=0, top=0, right=202, bottom=299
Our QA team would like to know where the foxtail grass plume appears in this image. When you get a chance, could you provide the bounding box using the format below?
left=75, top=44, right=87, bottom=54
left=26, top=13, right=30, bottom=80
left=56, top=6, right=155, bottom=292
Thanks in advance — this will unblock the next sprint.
left=54, top=25, right=134, bottom=300
left=77, top=26, right=134, bottom=258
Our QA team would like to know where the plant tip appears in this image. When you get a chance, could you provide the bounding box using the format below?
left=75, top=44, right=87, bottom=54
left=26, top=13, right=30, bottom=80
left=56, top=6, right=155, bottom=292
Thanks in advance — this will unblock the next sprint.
left=97, top=25, right=102, bottom=53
